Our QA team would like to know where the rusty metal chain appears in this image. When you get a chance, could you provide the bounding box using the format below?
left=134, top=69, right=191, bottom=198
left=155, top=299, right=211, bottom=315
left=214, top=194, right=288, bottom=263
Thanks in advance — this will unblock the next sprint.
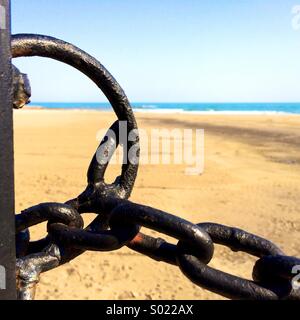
left=12, top=34, right=300, bottom=300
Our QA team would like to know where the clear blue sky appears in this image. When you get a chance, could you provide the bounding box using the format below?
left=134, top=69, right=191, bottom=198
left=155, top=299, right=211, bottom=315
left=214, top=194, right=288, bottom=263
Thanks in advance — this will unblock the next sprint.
left=11, top=0, right=300, bottom=102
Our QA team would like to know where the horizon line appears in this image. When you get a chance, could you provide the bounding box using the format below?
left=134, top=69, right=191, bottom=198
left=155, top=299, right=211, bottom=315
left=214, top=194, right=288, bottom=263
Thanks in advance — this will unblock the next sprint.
left=30, top=101, right=300, bottom=104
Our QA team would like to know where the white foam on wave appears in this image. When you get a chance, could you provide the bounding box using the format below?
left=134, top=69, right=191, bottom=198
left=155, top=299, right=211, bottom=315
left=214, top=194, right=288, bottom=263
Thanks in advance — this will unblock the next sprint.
left=135, top=104, right=159, bottom=109
left=26, top=105, right=299, bottom=116
left=133, top=108, right=294, bottom=115
left=133, top=108, right=185, bottom=113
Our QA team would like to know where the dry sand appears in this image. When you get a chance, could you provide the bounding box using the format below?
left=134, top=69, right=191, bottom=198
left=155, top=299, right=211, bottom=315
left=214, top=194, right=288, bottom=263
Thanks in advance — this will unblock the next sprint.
left=14, top=110, right=300, bottom=300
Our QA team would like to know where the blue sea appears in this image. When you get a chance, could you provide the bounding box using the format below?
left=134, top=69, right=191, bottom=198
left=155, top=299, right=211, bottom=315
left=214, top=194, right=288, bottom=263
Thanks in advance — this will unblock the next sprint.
left=29, top=102, right=300, bottom=115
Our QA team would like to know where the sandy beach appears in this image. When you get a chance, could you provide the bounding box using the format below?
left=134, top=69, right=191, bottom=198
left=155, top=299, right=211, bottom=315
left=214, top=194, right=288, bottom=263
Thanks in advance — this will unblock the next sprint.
left=14, top=110, right=300, bottom=300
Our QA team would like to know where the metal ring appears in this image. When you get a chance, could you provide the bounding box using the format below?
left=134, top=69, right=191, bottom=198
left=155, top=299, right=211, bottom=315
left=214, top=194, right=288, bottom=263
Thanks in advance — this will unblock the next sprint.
left=109, top=202, right=214, bottom=264
left=15, top=202, right=84, bottom=258
left=198, top=223, right=284, bottom=257
left=176, top=223, right=290, bottom=300
left=71, top=120, right=136, bottom=213
left=12, top=33, right=140, bottom=200
left=15, top=202, right=84, bottom=233
left=48, top=221, right=140, bottom=252
left=177, top=253, right=279, bottom=300
left=253, top=255, right=300, bottom=282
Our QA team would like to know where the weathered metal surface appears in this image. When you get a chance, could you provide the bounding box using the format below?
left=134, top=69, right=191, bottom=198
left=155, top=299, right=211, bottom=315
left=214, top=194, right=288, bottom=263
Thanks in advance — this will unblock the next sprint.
left=9, top=33, right=300, bottom=301
left=12, top=65, right=31, bottom=109
left=12, top=33, right=139, bottom=200
left=16, top=244, right=60, bottom=300
left=176, top=223, right=290, bottom=300
left=0, top=0, right=16, bottom=300
left=11, top=33, right=141, bottom=298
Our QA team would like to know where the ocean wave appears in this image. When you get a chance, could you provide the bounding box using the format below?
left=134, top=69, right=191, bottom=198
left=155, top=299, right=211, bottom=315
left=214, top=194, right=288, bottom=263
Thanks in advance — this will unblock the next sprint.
left=134, top=104, right=159, bottom=109
left=29, top=102, right=300, bottom=115
left=132, top=108, right=294, bottom=115
left=133, top=108, right=185, bottom=113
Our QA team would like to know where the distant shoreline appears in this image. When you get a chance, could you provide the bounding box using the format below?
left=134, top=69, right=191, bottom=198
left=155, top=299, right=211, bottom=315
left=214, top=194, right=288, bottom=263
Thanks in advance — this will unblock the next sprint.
left=23, top=104, right=300, bottom=116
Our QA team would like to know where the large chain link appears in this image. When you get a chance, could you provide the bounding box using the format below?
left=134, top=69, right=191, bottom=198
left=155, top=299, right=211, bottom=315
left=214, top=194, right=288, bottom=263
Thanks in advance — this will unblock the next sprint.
left=12, top=34, right=300, bottom=300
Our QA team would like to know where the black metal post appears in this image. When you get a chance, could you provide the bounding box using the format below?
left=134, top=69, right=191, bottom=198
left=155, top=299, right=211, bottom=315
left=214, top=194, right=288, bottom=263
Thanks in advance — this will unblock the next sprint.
left=0, top=0, right=16, bottom=300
